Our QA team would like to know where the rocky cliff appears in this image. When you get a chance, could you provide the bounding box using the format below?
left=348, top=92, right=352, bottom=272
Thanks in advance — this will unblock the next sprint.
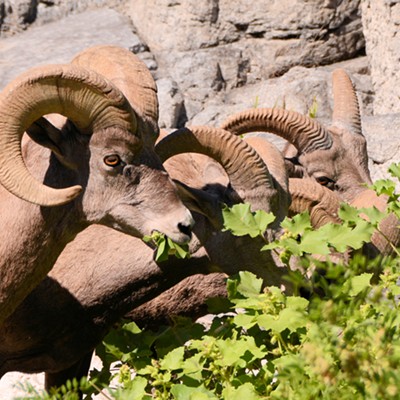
left=0, top=1, right=397, bottom=188
left=2, top=0, right=395, bottom=181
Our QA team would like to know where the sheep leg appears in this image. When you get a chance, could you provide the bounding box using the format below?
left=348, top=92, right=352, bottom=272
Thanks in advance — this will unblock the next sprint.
left=44, top=351, right=93, bottom=396
left=126, top=272, right=229, bottom=330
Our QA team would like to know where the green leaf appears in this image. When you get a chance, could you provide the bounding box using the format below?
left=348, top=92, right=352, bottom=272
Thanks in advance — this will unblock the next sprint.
left=261, top=240, right=279, bottom=251
left=233, top=313, right=258, bottom=330
left=221, top=382, right=261, bottom=400
left=347, top=273, right=373, bottom=296
left=286, top=296, right=309, bottom=311
left=174, top=242, right=190, bottom=259
left=155, top=237, right=168, bottom=261
left=115, top=376, right=148, bottom=400
left=215, top=336, right=266, bottom=368
left=388, top=284, right=400, bottom=296
left=339, top=203, right=363, bottom=224
left=170, top=384, right=217, bottom=400
left=180, top=353, right=205, bottom=380
left=264, top=236, right=303, bottom=256
left=121, top=321, right=142, bottom=335
left=253, top=209, right=276, bottom=233
left=166, top=237, right=190, bottom=259
left=272, top=353, right=302, bottom=370
left=300, top=229, right=331, bottom=255
left=161, top=347, right=185, bottom=370
left=371, top=179, right=397, bottom=197
left=316, top=220, right=374, bottom=252
left=222, top=203, right=258, bottom=237
left=227, top=271, right=263, bottom=299
left=142, top=231, right=189, bottom=262
left=359, top=206, right=387, bottom=226
left=222, top=203, right=274, bottom=238
left=257, top=309, right=307, bottom=332
left=215, top=338, right=247, bottom=368
left=281, top=212, right=312, bottom=235
left=388, top=162, right=400, bottom=180
left=308, top=96, right=318, bottom=119
left=345, top=220, right=375, bottom=249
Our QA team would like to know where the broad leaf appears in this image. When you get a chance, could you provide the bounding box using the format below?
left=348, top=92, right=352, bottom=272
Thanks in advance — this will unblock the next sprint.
left=221, top=382, right=261, bottom=400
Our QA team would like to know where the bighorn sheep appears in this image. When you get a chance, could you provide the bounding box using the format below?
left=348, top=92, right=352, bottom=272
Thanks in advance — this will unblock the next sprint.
left=220, top=69, right=400, bottom=254
left=134, top=69, right=399, bottom=333
left=221, top=69, right=370, bottom=202
left=0, top=45, right=193, bottom=324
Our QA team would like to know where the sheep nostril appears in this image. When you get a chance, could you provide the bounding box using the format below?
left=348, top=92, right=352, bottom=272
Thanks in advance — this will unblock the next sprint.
left=178, top=222, right=192, bottom=239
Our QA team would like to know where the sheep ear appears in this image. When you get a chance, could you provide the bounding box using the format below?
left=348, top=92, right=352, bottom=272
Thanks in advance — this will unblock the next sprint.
left=26, top=117, right=64, bottom=157
left=284, top=158, right=305, bottom=178
left=173, top=179, right=223, bottom=229
left=281, top=142, right=304, bottom=177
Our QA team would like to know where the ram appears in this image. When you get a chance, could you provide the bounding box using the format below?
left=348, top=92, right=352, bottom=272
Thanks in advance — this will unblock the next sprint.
left=142, top=69, right=399, bottom=336
left=221, top=68, right=400, bottom=255
left=130, top=136, right=342, bottom=328
left=0, top=45, right=194, bottom=324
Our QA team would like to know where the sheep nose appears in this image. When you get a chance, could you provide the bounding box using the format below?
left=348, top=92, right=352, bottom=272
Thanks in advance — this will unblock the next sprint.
left=178, top=222, right=192, bottom=240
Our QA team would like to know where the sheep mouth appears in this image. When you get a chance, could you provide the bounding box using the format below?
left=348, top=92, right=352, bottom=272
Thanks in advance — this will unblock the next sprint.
left=144, top=229, right=191, bottom=261
left=177, top=222, right=192, bottom=241
left=149, top=229, right=192, bottom=245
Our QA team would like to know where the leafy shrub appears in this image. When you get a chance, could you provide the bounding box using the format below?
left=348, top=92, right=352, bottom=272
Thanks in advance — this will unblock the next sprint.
left=19, top=164, right=400, bottom=399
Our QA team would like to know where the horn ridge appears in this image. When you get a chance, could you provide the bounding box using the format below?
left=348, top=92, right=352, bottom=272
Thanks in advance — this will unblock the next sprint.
left=221, top=108, right=332, bottom=153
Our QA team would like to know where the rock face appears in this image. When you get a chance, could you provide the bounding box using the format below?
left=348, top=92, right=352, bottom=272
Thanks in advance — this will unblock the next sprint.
left=363, top=113, right=400, bottom=181
left=0, top=8, right=139, bottom=89
left=129, top=0, right=364, bottom=120
left=361, top=0, right=400, bottom=114
left=0, top=0, right=397, bottom=185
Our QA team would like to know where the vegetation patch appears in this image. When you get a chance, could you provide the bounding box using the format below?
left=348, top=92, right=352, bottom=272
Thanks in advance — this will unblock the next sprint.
left=19, top=163, right=400, bottom=400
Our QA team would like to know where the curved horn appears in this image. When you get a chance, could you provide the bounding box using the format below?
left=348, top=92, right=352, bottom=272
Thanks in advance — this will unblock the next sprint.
left=243, top=135, right=290, bottom=223
left=331, top=69, right=362, bottom=136
left=289, top=178, right=341, bottom=228
left=155, top=126, right=275, bottom=209
left=243, top=136, right=288, bottom=191
left=0, top=64, right=136, bottom=206
left=220, top=108, right=332, bottom=153
left=72, top=45, right=159, bottom=144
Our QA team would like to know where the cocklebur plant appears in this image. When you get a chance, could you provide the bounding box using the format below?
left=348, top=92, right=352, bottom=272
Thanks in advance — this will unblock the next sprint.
left=94, top=257, right=400, bottom=400
left=21, top=163, right=400, bottom=399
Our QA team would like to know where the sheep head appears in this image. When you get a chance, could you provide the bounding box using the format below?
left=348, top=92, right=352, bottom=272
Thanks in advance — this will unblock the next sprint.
left=0, top=56, right=193, bottom=243
left=220, top=69, right=371, bottom=203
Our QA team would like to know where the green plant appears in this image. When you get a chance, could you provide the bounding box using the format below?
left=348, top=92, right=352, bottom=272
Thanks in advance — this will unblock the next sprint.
left=93, top=258, right=400, bottom=400
left=308, top=96, right=318, bottom=118
left=253, top=95, right=260, bottom=109
left=15, top=377, right=92, bottom=400
left=142, top=231, right=190, bottom=262
left=19, top=163, right=400, bottom=400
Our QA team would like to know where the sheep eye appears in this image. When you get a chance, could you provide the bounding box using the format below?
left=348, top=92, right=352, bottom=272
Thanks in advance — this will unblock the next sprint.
left=104, top=154, right=121, bottom=167
left=316, top=176, right=335, bottom=189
